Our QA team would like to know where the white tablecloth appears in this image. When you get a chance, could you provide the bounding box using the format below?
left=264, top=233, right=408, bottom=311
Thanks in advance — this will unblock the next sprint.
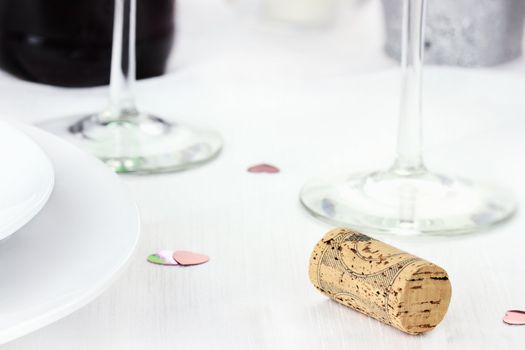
left=2, top=0, right=525, bottom=349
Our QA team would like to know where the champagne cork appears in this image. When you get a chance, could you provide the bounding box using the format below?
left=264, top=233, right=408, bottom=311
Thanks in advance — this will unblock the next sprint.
left=309, top=228, right=451, bottom=335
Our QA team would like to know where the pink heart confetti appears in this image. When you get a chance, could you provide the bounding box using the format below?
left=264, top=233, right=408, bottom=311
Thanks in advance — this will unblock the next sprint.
left=503, top=310, right=525, bottom=325
left=247, top=163, right=280, bottom=174
left=147, top=250, right=179, bottom=266
left=172, top=250, right=209, bottom=266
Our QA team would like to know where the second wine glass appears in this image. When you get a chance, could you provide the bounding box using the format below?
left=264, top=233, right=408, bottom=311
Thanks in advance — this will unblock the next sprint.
left=300, top=0, right=516, bottom=236
left=40, top=0, right=222, bottom=174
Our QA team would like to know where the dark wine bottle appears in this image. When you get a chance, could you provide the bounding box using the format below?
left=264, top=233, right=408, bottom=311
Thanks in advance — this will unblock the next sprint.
left=0, top=0, right=175, bottom=87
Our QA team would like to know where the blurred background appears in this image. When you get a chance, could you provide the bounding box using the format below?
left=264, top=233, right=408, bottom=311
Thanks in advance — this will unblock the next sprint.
left=1, top=0, right=524, bottom=88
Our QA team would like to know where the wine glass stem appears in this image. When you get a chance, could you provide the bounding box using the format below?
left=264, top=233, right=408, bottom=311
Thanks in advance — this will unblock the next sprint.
left=391, top=0, right=426, bottom=176
left=104, top=0, right=138, bottom=122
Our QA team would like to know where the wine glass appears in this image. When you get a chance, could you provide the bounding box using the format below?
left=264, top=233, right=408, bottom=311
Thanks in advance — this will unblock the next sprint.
left=300, top=0, right=516, bottom=236
left=40, top=0, right=222, bottom=174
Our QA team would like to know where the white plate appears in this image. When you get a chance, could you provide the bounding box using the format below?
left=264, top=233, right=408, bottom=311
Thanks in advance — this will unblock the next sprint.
left=0, top=124, right=140, bottom=345
left=0, top=122, right=54, bottom=241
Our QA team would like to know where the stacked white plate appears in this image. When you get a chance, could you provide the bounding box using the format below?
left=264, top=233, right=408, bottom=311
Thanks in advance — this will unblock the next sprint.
left=0, top=122, right=54, bottom=241
left=0, top=122, right=140, bottom=345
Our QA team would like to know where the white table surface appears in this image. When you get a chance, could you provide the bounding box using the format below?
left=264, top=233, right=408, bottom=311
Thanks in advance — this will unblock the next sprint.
left=2, top=0, right=525, bottom=349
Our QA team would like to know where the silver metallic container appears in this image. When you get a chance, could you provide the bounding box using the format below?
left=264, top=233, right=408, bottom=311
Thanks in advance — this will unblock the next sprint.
left=382, top=0, right=525, bottom=66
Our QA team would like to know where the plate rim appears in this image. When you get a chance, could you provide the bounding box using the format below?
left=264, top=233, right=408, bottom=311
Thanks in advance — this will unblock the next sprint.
left=0, top=122, right=141, bottom=345
left=0, top=121, right=55, bottom=241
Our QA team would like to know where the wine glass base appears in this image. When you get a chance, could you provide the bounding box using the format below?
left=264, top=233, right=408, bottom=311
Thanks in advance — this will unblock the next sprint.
left=300, top=171, right=517, bottom=236
left=38, top=113, right=223, bottom=174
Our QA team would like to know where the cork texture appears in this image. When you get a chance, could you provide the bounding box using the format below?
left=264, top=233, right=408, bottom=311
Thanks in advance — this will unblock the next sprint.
left=309, top=228, right=452, bottom=335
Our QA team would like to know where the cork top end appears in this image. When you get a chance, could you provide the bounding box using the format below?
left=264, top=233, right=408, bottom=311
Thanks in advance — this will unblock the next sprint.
left=392, top=262, right=452, bottom=335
